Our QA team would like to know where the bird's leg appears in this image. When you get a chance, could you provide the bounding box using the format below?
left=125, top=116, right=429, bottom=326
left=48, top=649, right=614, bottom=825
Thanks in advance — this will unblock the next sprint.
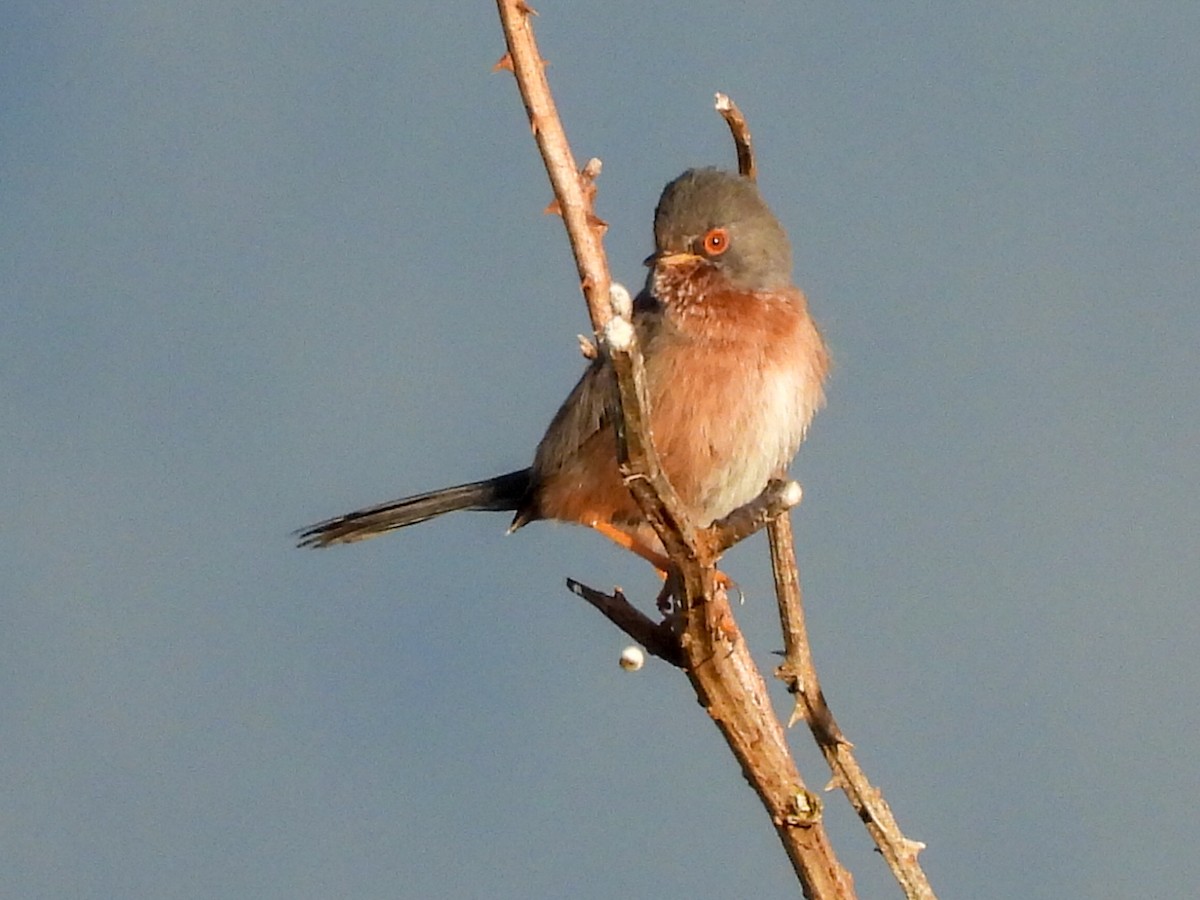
left=589, top=519, right=675, bottom=573
left=589, top=520, right=736, bottom=606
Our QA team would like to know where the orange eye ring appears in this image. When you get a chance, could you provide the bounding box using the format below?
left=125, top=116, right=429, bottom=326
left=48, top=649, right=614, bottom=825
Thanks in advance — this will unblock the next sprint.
left=701, top=227, right=730, bottom=256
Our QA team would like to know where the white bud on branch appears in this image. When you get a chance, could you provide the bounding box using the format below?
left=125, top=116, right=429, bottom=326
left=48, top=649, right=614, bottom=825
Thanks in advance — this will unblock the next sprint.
left=619, top=645, right=645, bottom=671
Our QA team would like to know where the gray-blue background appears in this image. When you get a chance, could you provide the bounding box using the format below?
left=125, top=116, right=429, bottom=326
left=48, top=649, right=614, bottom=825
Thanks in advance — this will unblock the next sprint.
left=5, top=3, right=1197, bottom=897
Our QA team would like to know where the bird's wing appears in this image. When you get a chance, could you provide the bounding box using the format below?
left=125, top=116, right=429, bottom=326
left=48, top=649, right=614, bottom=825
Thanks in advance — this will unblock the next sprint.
left=530, top=292, right=667, bottom=476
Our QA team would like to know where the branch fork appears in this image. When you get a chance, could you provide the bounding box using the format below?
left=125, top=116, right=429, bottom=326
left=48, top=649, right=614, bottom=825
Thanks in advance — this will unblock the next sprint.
left=494, top=3, right=934, bottom=897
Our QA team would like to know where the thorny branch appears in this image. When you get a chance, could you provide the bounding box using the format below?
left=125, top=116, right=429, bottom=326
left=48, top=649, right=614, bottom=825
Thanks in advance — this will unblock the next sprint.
left=494, top=1, right=696, bottom=571
left=768, top=517, right=933, bottom=899
left=718, top=93, right=936, bottom=899
left=565, top=578, right=683, bottom=667
left=495, top=4, right=930, bottom=898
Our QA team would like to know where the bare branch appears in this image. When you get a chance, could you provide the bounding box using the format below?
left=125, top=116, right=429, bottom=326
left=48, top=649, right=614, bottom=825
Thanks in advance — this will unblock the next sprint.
left=497, top=0, right=698, bottom=573
left=566, top=578, right=683, bottom=668
left=715, top=92, right=756, bottom=182
left=494, top=0, right=612, bottom=335
left=710, top=478, right=803, bottom=555
left=495, top=10, right=857, bottom=894
left=768, top=516, right=935, bottom=899
left=712, top=93, right=938, bottom=898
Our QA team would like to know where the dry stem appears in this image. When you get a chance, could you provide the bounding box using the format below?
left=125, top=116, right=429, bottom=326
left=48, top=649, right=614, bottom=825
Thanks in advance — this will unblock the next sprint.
left=715, top=91, right=757, bottom=183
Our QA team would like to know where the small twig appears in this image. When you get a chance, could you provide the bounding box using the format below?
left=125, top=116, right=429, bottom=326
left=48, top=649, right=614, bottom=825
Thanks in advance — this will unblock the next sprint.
left=576, top=334, right=597, bottom=359
left=710, top=478, right=803, bottom=555
left=566, top=578, right=683, bottom=667
left=715, top=92, right=756, bottom=182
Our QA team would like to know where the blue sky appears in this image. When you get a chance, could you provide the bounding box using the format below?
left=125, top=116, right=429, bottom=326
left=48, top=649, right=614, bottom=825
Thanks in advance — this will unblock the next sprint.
left=4, top=3, right=1198, bottom=897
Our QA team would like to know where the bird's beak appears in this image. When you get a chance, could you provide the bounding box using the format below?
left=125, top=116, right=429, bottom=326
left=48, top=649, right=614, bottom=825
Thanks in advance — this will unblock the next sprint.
left=643, top=250, right=703, bottom=268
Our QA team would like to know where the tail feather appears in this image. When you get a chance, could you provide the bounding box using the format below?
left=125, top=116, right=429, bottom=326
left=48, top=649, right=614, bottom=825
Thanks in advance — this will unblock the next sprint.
left=298, top=468, right=532, bottom=548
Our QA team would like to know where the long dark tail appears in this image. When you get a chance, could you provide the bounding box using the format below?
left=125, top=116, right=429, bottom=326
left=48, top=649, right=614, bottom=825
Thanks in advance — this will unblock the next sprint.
left=297, top=468, right=532, bottom=548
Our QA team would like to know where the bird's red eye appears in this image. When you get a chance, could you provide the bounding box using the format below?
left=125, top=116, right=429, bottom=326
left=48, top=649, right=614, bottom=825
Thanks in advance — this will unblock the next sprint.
left=702, top=227, right=730, bottom=256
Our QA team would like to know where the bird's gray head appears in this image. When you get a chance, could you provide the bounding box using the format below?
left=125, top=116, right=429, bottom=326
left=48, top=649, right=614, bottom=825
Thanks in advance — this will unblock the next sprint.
left=649, top=167, right=793, bottom=291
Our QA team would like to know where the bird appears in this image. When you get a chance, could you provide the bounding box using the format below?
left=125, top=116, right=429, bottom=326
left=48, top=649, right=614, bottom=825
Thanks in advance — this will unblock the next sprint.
left=298, top=167, right=829, bottom=577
